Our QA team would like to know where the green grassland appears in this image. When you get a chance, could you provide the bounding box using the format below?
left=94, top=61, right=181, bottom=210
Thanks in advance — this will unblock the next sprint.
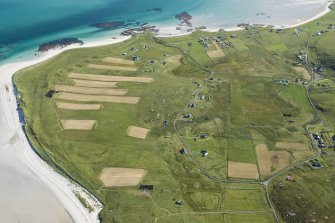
left=13, top=6, right=335, bottom=223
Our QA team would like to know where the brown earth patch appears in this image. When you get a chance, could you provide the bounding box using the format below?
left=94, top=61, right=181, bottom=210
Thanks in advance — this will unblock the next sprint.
left=228, top=161, right=259, bottom=179
left=61, top=120, right=96, bottom=130
left=56, top=101, right=101, bottom=110
left=68, top=72, right=153, bottom=83
left=57, top=92, right=140, bottom=104
left=87, top=64, right=137, bottom=71
left=275, top=142, right=305, bottom=150
left=271, top=152, right=290, bottom=170
left=127, top=126, right=151, bottom=139
left=102, top=57, right=135, bottom=65
left=293, top=66, right=311, bottom=80
left=166, top=54, right=182, bottom=65
left=55, top=85, right=127, bottom=96
left=72, top=79, right=118, bottom=88
left=207, top=42, right=225, bottom=58
left=256, top=144, right=290, bottom=176
left=100, top=167, right=145, bottom=187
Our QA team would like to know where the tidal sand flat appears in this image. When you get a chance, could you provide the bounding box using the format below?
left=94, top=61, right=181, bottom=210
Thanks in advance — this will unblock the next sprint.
left=0, top=38, right=131, bottom=223
left=0, top=91, right=72, bottom=223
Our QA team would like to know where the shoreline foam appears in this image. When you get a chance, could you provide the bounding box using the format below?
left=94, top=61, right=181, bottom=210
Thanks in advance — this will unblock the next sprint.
left=0, top=2, right=332, bottom=222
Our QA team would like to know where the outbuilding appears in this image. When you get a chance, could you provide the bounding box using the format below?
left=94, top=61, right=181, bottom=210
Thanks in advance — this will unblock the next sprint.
left=200, top=150, right=208, bottom=157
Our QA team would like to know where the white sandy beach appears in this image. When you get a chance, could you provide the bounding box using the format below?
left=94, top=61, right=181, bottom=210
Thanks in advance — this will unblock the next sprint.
left=0, top=0, right=332, bottom=221
left=0, top=36, right=129, bottom=223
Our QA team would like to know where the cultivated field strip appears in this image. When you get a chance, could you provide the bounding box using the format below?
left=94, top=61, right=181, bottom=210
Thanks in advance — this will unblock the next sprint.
left=56, top=101, right=101, bottom=110
left=207, top=41, right=225, bottom=58
left=72, top=79, right=118, bottom=88
left=275, top=142, right=305, bottom=150
left=61, top=119, right=96, bottom=130
left=127, top=126, right=150, bottom=139
left=255, top=144, right=290, bottom=176
left=57, top=92, right=140, bottom=104
left=87, top=64, right=138, bottom=71
left=55, top=85, right=128, bottom=96
left=227, top=161, right=259, bottom=179
left=166, top=54, right=182, bottom=65
left=102, top=57, right=135, bottom=65
left=100, top=167, right=145, bottom=187
left=68, top=72, right=153, bottom=83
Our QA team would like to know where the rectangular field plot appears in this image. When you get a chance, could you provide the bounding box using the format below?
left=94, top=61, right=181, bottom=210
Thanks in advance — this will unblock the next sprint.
left=157, top=214, right=224, bottom=223
left=228, top=161, right=259, bottom=179
left=275, top=142, right=306, bottom=150
left=87, top=64, right=137, bottom=71
left=55, top=85, right=127, bottom=95
left=224, top=212, right=275, bottom=223
left=228, top=139, right=257, bottom=164
left=56, top=101, right=101, bottom=110
left=127, top=126, right=150, bottom=139
left=100, top=167, right=145, bottom=187
left=57, top=92, right=140, bottom=104
left=102, top=57, right=135, bottom=65
left=166, top=54, right=182, bottom=65
left=68, top=72, right=153, bottom=83
left=61, top=120, right=96, bottom=130
left=206, top=42, right=225, bottom=59
left=256, top=144, right=290, bottom=176
left=72, top=79, right=118, bottom=88
left=223, top=189, right=269, bottom=210
left=186, top=192, right=221, bottom=211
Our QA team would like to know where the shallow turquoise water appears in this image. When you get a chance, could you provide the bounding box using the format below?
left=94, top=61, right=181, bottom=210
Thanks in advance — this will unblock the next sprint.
left=0, top=0, right=329, bottom=63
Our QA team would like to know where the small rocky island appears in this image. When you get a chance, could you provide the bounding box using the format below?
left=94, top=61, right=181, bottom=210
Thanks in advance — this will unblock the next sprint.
left=38, top=38, right=84, bottom=52
left=175, top=11, right=192, bottom=27
left=91, top=21, right=125, bottom=29
left=146, top=7, right=162, bottom=12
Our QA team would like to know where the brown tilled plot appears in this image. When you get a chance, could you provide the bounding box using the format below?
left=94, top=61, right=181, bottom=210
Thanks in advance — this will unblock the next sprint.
left=256, top=144, right=290, bottom=176
left=100, top=167, right=145, bottom=187
left=275, top=142, right=305, bottom=150
left=61, top=120, right=96, bottom=130
left=57, top=92, right=140, bottom=104
left=88, top=64, right=138, bottom=72
left=102, top=57, right=135, bottom=65
left=56, top=101, right=101, bottom=110
left=207, top=42, right=225, bottom=58
left=293, top=66, right=311, bottom=80
left=55, top=85, right=127, bottom=96
left=166, top=54, right=182, bottom=65
left=72, top=79, right=118, bottom=88
left=68, top=72, right=153, bottom=83
left=228, top=161, right=259, bottom=179
left=127, top=126, right=151, bottom=139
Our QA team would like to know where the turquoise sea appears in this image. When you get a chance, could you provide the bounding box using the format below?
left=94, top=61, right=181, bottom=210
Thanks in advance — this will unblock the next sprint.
left=0, top=0, right=329, bottom=63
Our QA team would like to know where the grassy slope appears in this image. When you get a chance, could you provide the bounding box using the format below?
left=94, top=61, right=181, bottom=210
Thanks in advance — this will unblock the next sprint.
left=269, top=6, right=335, bottom=223
left=13, top=7, right=335, bottom=223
